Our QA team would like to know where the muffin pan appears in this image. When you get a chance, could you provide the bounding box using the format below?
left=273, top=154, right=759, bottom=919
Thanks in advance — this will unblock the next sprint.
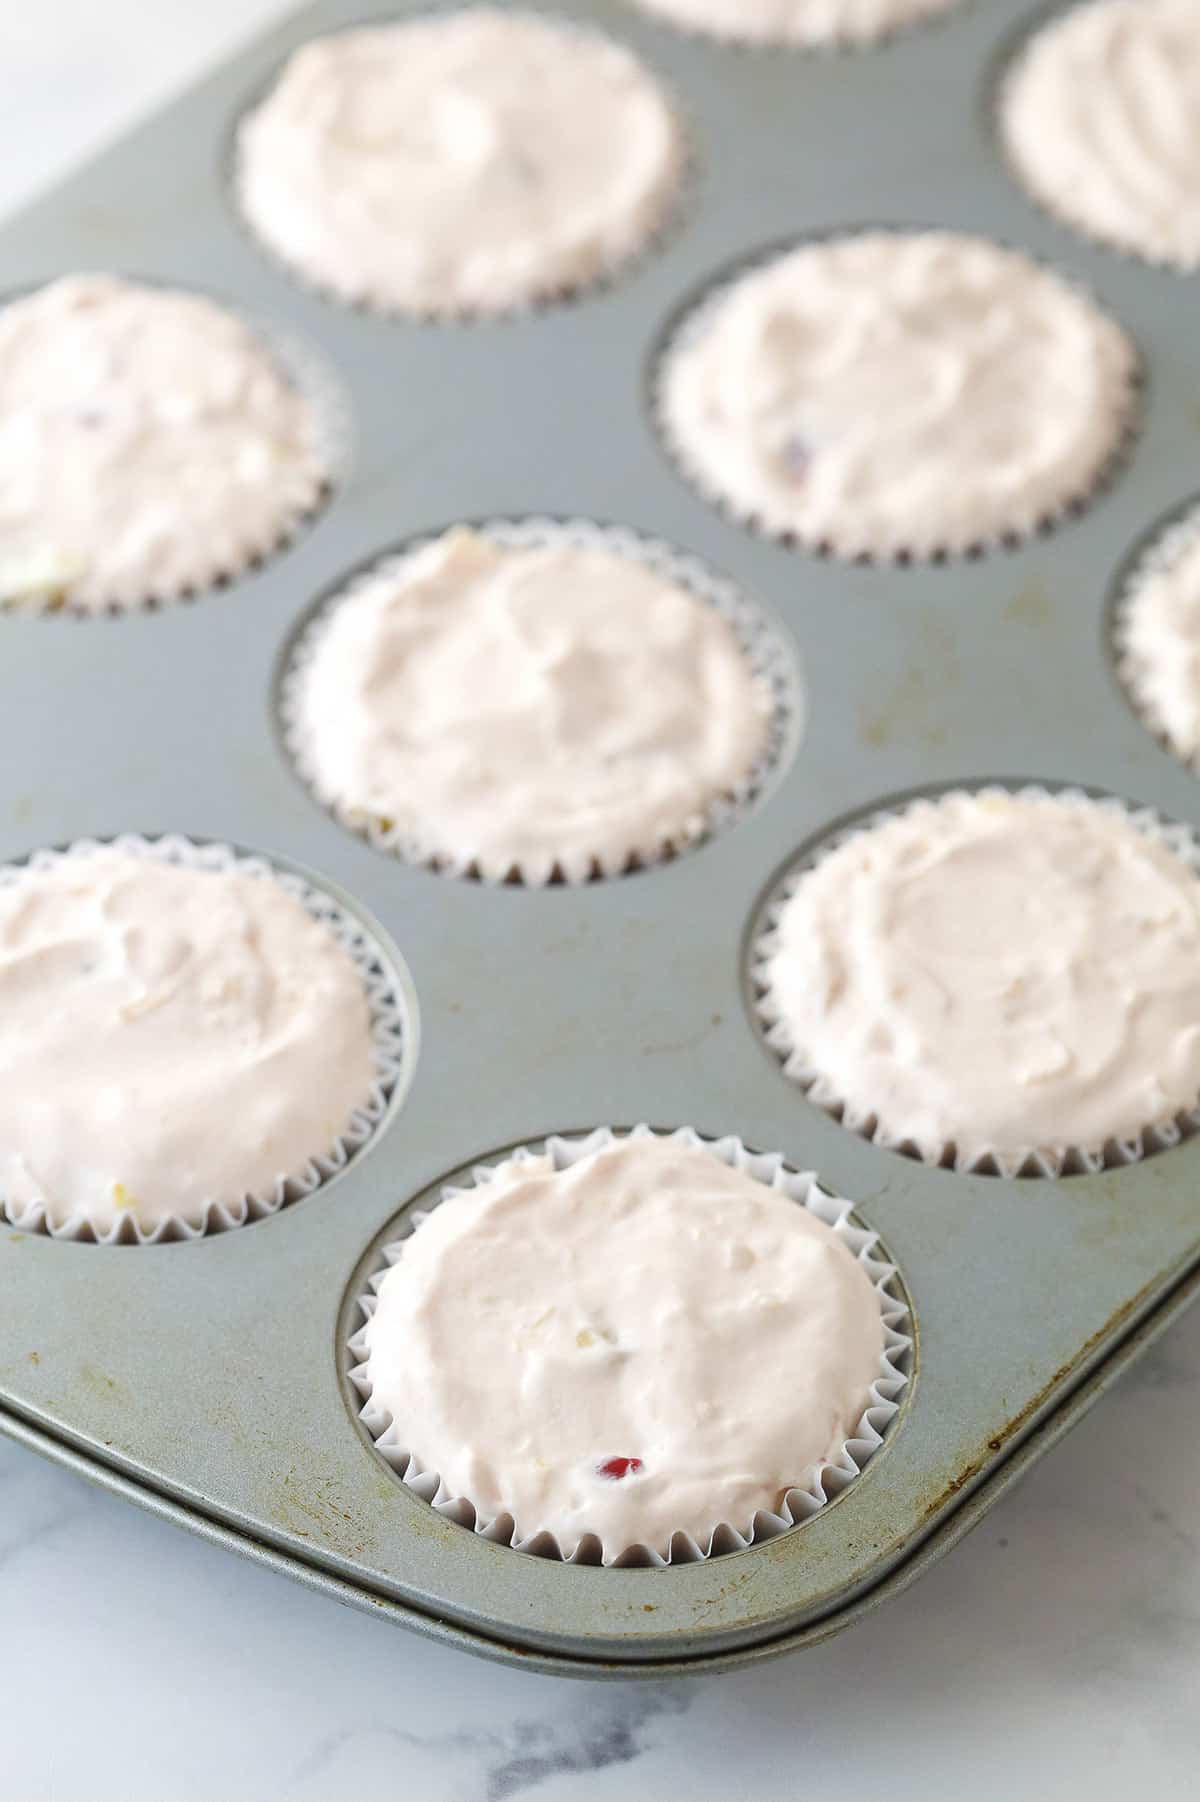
left=2, top=0, right=1200, bottom=1677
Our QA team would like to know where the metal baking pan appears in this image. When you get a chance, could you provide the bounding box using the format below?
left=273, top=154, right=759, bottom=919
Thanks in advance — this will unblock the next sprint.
left=2, top=0, right=1199, bottom=1677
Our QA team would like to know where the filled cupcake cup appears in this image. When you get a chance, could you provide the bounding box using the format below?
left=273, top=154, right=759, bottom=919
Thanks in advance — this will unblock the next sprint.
left=751, top=784, right=1200, bottom=1177
left=347, top=1124, right=912, bottom=1567
left=229, top=9, right=692, bottom=322
left=0, top=277, right=347, bottom=618
left=1112, top=500, right=1200, bottom=772
left=278, top=517, right=801, bottom=884
left=0, top=836, right=407, bottom=1243
left=624, top=0, right=964, bottom=52
left=995, top=0, right=1200, bottom=274
left=651, top=229, right=1141, bottom=563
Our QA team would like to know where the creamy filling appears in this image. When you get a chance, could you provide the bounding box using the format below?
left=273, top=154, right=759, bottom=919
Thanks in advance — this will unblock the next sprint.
left=363, top=1135, right=885, bottom=1559
left=0, top=850, right=375, bottom=1231
left=1121, top=520, right=1200, bottom=764
left=1003, top=0, right=1200, bottom=268
left=293, top=527, right=772, bottom=882
left=629, top=0, right=959, bottom=46
left=236, top=8, right=684, bottom=312
left=762, top=791, right=1200, bottom=1162
left=0, top=275, right=325, bottom=611
left=660, top=231, right=1136, bottom=556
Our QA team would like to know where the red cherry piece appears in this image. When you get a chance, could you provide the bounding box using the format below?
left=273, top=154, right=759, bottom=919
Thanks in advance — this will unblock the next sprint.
left=597, top=1456, right=643, bottom=1481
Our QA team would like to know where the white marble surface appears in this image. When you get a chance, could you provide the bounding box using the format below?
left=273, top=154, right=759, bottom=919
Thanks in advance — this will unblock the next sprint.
left=3, top=7, right=1200, bottom=1798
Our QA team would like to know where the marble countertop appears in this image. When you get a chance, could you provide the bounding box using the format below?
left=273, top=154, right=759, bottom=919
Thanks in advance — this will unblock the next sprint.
left=3, top=6, right=1200, bottom=1798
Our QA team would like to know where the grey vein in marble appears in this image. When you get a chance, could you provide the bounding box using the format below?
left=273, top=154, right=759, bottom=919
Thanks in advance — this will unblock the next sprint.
left=282, top=1688, right=692, bottom=1802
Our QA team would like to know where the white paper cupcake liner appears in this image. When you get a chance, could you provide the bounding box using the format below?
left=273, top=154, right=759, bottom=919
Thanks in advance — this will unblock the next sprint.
left=624, top=0, right=967, bottom=53
left=650, top=229, right=1142, bottom=564
left=751, top=783, right=1200, bottom=1177
left=278, top=516, right=802, bottom=884
left=0, top=835, right=407, bottom=1244
left=347, top=1123, right=912, bottom=1566
left=1111, top=498, right=1200, bottom=770
left=227, top=9, right=694, bottom=324
left=0, top=295, right=348, bottom=620
left=994, top=2, right=1200, bottom=276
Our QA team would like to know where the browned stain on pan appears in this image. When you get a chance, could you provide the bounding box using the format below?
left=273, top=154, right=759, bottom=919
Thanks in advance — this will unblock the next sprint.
left=918, top=1272, right=1162, bottom=1526
left=269, top=1467, right=369, bottom=1559
left=79, top=1363, right=118, bottom=1397
left=859, top=612, right=961, bottom=751
left=1004, top=580, right=1051, bottom=628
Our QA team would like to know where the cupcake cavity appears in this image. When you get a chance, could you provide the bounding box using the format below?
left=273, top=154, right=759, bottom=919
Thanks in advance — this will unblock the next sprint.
left=235, top=8, right=684, bottom=314
left=0, top=274, right=327, bottom=611
left=756, top=790, right=1200, bottom=1169
left=286, top=525, right=774, bottom=882
left=357, top=1133, right=893, bottom=1562
left=628, top=0, right=960, bottom=47
left=1002, top=0, right=1200, bottom=269
left=0, top=846, right=379, bottom=1235
left=657, top=231, right=1137, bottom=558
left=1118, top=510, right=1200, bottom=766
